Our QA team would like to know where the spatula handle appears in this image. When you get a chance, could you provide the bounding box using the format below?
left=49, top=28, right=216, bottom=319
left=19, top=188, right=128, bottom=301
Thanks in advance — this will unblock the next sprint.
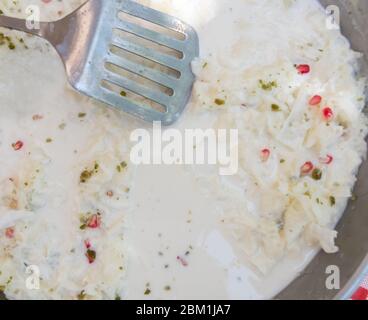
left=0, top=15, right=52, bottom=38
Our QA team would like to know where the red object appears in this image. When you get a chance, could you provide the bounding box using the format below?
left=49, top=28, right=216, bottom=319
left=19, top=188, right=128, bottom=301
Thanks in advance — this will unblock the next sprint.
left=352, top=287, right=368, bottom=300
left=309, top=95, right=322, bottom=106
left=319, top=155, right=334, bottom=165
left=87, top=214, right=101, bottom=229
left=296, top=64, right=310, bottom=74
left=5, top=227, right=14, bottom=239
left=300, top=161, right=314, bottom=175
left=12, top=140, right=24, bottom=151
left=352, top=275, right=368, bottom=300
left=84, top=239, right=91, bottom=249
left=84, top=240, right=96, bottom=264
left=260, top=149, right=271, bottom=162
left=322, top=107, right=334, bottom=121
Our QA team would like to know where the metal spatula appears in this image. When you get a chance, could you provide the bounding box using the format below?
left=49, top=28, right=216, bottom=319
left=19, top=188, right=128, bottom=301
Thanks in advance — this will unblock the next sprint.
left=0, top=0, right=199, bottom=125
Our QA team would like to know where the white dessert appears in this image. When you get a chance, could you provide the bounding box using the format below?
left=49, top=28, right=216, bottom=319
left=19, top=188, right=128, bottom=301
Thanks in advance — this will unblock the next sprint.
left=0, top=0, right=366, bottom=299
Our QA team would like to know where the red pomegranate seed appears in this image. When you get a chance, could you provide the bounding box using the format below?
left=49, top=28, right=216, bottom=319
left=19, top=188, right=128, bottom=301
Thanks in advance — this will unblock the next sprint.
left=5, top=227, right=14, bottom=239
left=300, top=161, right=314, bottom=175
left=12, top=140, right=24, bottom=151
left=352, top=287, right=368, bottom=300
left=322, top=107, right=334, bottom=121
left=309, top=95, right=322, bottom=106
left=319, top=155, right=333, bottom=165
left=260, top=149, right=271, bottom=162
left=87, top=214, right=101, bottom=229
left=296, top=64, right=310, bottom=74
left=84, top=239, right=91, bottom=249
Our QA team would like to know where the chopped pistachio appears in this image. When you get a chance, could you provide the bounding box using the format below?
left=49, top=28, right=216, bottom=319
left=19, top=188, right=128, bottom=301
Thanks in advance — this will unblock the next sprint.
left=79, top=163, right=99, bottom=183
left=214, top=98, right=225, bottom=106
left=259, top=79, right=278, bottom=91
left=80, top=170, right=92, bottom=183
left=77, top=290, right=86, bottom=300
left=311, top=168, right=322, bottom=180
left=117, top=161, right=127, bottom=172
left=271, top=104, right=280, bottom=112
left=86, top=249, right=96, bottom=262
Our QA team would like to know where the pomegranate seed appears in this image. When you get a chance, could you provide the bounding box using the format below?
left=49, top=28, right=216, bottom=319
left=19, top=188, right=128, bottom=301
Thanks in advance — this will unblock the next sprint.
left=12, top=140, right=24, bottom=151
left=352, top=287, right=368, bottom=300
left=319, top=155, right=333, bottom=165
left=177, top=256, right=188, bottom=267
left=322, top=107, right=334, bottom=121
left=296, top=64, right=310, bottom=74
left=5, top=227, right=14, bottom=239
left=87, top=214, right=101, bottom=229
left=260, top=149, right=271, bottom=162
left=84, top=239, right=91, bottom=249
left=309, top=95, right=322, bottom=106
left=300, top=161, right=314, bottom=175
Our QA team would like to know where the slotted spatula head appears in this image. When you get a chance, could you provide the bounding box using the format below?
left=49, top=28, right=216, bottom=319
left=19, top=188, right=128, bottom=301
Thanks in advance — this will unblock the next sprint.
left=54, top=0, right=199, bottom=125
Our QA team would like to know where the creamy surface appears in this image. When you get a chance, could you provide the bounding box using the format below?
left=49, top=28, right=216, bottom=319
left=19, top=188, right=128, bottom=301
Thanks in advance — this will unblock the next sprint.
left=0, top=0, right=367, bottom=300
